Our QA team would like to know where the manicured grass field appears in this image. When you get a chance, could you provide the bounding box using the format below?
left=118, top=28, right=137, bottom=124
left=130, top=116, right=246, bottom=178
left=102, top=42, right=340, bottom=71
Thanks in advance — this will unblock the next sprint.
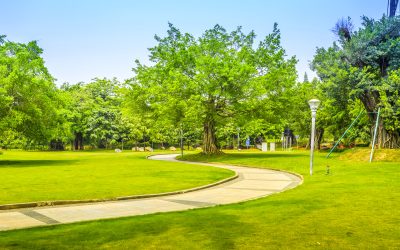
left=0, top=151, right=234, bottom=204
left=0, top=149, right=398, bottom=249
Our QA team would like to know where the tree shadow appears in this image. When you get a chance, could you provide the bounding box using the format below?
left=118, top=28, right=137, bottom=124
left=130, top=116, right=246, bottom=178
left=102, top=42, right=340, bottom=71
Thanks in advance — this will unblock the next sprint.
left=0, top=209, right=253, bottom=249
left=0, top=160, right=79, bottom=168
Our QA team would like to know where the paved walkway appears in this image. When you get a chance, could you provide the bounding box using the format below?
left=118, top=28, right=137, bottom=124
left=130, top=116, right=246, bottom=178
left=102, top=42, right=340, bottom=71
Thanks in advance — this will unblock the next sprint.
left=0, top=154, right=302, bottom=231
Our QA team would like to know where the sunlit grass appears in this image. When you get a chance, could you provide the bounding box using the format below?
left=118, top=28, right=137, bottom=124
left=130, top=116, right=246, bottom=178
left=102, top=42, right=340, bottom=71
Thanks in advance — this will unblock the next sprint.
left=0, top=150, right=233, bottom=204
left=0, top=149, right=398, bottom=249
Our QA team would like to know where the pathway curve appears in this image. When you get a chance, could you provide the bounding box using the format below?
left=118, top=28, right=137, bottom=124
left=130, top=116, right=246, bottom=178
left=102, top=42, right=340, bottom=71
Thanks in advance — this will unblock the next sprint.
left=0, top=154, right=302, bottom=231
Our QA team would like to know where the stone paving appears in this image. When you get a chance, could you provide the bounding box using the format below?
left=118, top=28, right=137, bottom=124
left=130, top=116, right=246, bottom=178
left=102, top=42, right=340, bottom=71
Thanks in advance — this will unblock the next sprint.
left=0, top=154, right=302, bottom=231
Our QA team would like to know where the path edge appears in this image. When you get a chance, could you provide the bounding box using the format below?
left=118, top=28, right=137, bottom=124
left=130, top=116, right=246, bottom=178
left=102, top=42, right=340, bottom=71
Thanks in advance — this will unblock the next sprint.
left=177, top=157, right=304, bottom=184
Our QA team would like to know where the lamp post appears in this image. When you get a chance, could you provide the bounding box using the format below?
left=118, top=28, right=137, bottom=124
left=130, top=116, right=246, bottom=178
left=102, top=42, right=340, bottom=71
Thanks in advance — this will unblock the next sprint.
left=180, top=123, right=183, bottom=158
left=308, top=99, right=320, bottom=176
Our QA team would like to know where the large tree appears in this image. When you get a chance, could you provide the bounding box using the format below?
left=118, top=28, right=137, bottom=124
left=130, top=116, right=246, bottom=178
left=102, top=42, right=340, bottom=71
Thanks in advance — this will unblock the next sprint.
left=0, top=35, right=61, bottom=148
left=128, top=24, right=297, bottom=154
left=61, top=78, right=130, bottom=150
left=312, top=16, right=400, bottom=148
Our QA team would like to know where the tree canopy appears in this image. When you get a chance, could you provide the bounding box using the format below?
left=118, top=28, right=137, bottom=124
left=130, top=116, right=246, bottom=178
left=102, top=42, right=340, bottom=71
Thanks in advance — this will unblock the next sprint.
left=312, top=15, right=400, bottom=148
left=128, top=23, right=297, bottom=154
left=0, top=36, right=62, bottom=148
left=2, top=13, right=398, bottom=152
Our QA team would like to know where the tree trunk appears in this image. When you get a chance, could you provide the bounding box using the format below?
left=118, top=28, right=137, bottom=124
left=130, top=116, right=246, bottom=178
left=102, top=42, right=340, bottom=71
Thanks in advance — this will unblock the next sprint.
left=74, top=132, right=84, bottom=150
left=202, top=115, right=220, bottom=154
left=74, top=133, right=79, bottom=150
left=315, top=128, right=324, bottom=150
left=306, top=128, right=324, bottom=150
left=373, top=119, right=400, bottom=148
left=360, top=91, right=400, bottom=148
left=49, top=139, right=64, bottom=151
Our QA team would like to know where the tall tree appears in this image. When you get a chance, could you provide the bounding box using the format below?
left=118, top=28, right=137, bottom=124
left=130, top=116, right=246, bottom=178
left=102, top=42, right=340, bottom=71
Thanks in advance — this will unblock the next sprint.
left=312, top=16, right=400, bottom=148
left=129, top=23, right=297, bottom=154
left=0, top=36, right=61, bottom=148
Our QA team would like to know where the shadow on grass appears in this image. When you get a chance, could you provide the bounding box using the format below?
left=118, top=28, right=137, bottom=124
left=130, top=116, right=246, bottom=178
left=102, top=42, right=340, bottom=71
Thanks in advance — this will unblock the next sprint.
left=0, top=160, right=79, bottom=168
left=0, top=210, right=251, bottom=249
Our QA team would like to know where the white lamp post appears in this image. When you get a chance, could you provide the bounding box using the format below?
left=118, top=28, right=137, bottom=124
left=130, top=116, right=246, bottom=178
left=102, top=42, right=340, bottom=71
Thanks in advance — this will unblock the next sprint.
left=180, top=123, right=184, bottom=158
left=308, top=99, right=321, bottom=176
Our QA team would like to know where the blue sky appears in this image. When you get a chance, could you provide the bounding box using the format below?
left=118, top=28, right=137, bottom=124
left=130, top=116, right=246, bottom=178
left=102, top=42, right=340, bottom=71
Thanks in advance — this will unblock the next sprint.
left=1, top=0, right=388, bottom=85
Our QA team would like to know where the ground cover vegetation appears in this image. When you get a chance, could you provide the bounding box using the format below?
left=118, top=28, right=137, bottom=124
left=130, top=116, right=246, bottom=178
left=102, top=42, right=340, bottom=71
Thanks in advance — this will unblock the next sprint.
left=0, top=149, right=398, bottom=249
left=1, top=12, right=399, bottom=153
left=0, top=150, right=233, bottom=205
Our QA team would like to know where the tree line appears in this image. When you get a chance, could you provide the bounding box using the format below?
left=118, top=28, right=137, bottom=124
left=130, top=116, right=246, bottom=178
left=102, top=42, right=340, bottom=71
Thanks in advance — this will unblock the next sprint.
left=0, top=15, right=399, bottom=153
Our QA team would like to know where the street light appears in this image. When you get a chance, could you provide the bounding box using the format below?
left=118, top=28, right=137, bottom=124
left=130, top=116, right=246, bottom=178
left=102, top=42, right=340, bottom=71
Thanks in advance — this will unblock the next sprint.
left=308, top=99, right=321, bottom=176
left=180, top=123, right=183, bottom=158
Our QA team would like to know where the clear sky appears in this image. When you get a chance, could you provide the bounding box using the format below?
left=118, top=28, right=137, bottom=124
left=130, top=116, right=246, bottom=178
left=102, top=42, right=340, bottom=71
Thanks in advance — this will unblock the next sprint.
left=1, top=0, right=388, bottom=85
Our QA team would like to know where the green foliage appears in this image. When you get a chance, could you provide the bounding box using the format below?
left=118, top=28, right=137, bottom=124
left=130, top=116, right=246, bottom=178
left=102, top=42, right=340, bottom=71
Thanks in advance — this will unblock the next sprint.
left=0, top=36, right=62, bottom=148
left=379, top=69, right=400, bottom=133
left=128, top=23, right=297, bottom=153
left=61, top=78, right=134, bottom=149
left=0, top=36, right=144, bottom=150
left=312, top=16, right=400, bottom=148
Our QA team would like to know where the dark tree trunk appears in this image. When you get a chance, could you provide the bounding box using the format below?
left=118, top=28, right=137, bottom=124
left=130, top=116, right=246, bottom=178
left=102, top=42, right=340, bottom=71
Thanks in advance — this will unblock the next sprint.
left=49, top=139, right=64, bottom=151
left=359, top=91, right=400, bottom=148
left=74, top=134, right=78, bottom=150
left=74, top=132, right=84, bottom=150
left=202, top=114, right=220, bottom=154
left=315, top=128, right=324, bottom=150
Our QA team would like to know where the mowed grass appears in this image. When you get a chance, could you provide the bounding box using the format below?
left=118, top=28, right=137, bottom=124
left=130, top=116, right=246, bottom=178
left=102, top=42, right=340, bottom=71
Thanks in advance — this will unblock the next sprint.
left=0, top=149, right=399, bottom=249
left=0, top=150, right=234, bottom=204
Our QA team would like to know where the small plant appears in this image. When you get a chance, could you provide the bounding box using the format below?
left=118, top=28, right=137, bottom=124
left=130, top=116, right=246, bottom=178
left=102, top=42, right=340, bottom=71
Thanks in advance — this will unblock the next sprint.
left=326, top=165, right=330, bottom=175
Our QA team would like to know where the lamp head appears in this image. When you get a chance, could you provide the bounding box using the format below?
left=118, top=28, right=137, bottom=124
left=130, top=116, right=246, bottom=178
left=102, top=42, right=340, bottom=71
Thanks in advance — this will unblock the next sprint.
left=308, top=99, right=321, bottom=112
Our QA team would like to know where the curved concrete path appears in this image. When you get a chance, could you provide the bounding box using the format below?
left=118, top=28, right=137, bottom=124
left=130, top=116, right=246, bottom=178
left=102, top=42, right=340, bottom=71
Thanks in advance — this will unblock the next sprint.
left=0, top=154, right=302, bottom=231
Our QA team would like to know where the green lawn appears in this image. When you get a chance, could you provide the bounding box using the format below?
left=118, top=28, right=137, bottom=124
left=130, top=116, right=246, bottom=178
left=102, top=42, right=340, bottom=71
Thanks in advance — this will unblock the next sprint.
left=0, top=151, right=234, bottom=204
left=0, top=149, right=399, bottom=249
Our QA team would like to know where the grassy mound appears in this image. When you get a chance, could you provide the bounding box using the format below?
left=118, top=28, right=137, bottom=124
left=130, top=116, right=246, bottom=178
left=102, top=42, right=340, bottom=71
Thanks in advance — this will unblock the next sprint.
left=339, top=148, right=400, bottom=162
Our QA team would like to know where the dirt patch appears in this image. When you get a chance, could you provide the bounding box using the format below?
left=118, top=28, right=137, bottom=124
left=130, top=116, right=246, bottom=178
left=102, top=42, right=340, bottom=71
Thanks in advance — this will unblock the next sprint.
left=339, top=148, right=400, bottom=162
